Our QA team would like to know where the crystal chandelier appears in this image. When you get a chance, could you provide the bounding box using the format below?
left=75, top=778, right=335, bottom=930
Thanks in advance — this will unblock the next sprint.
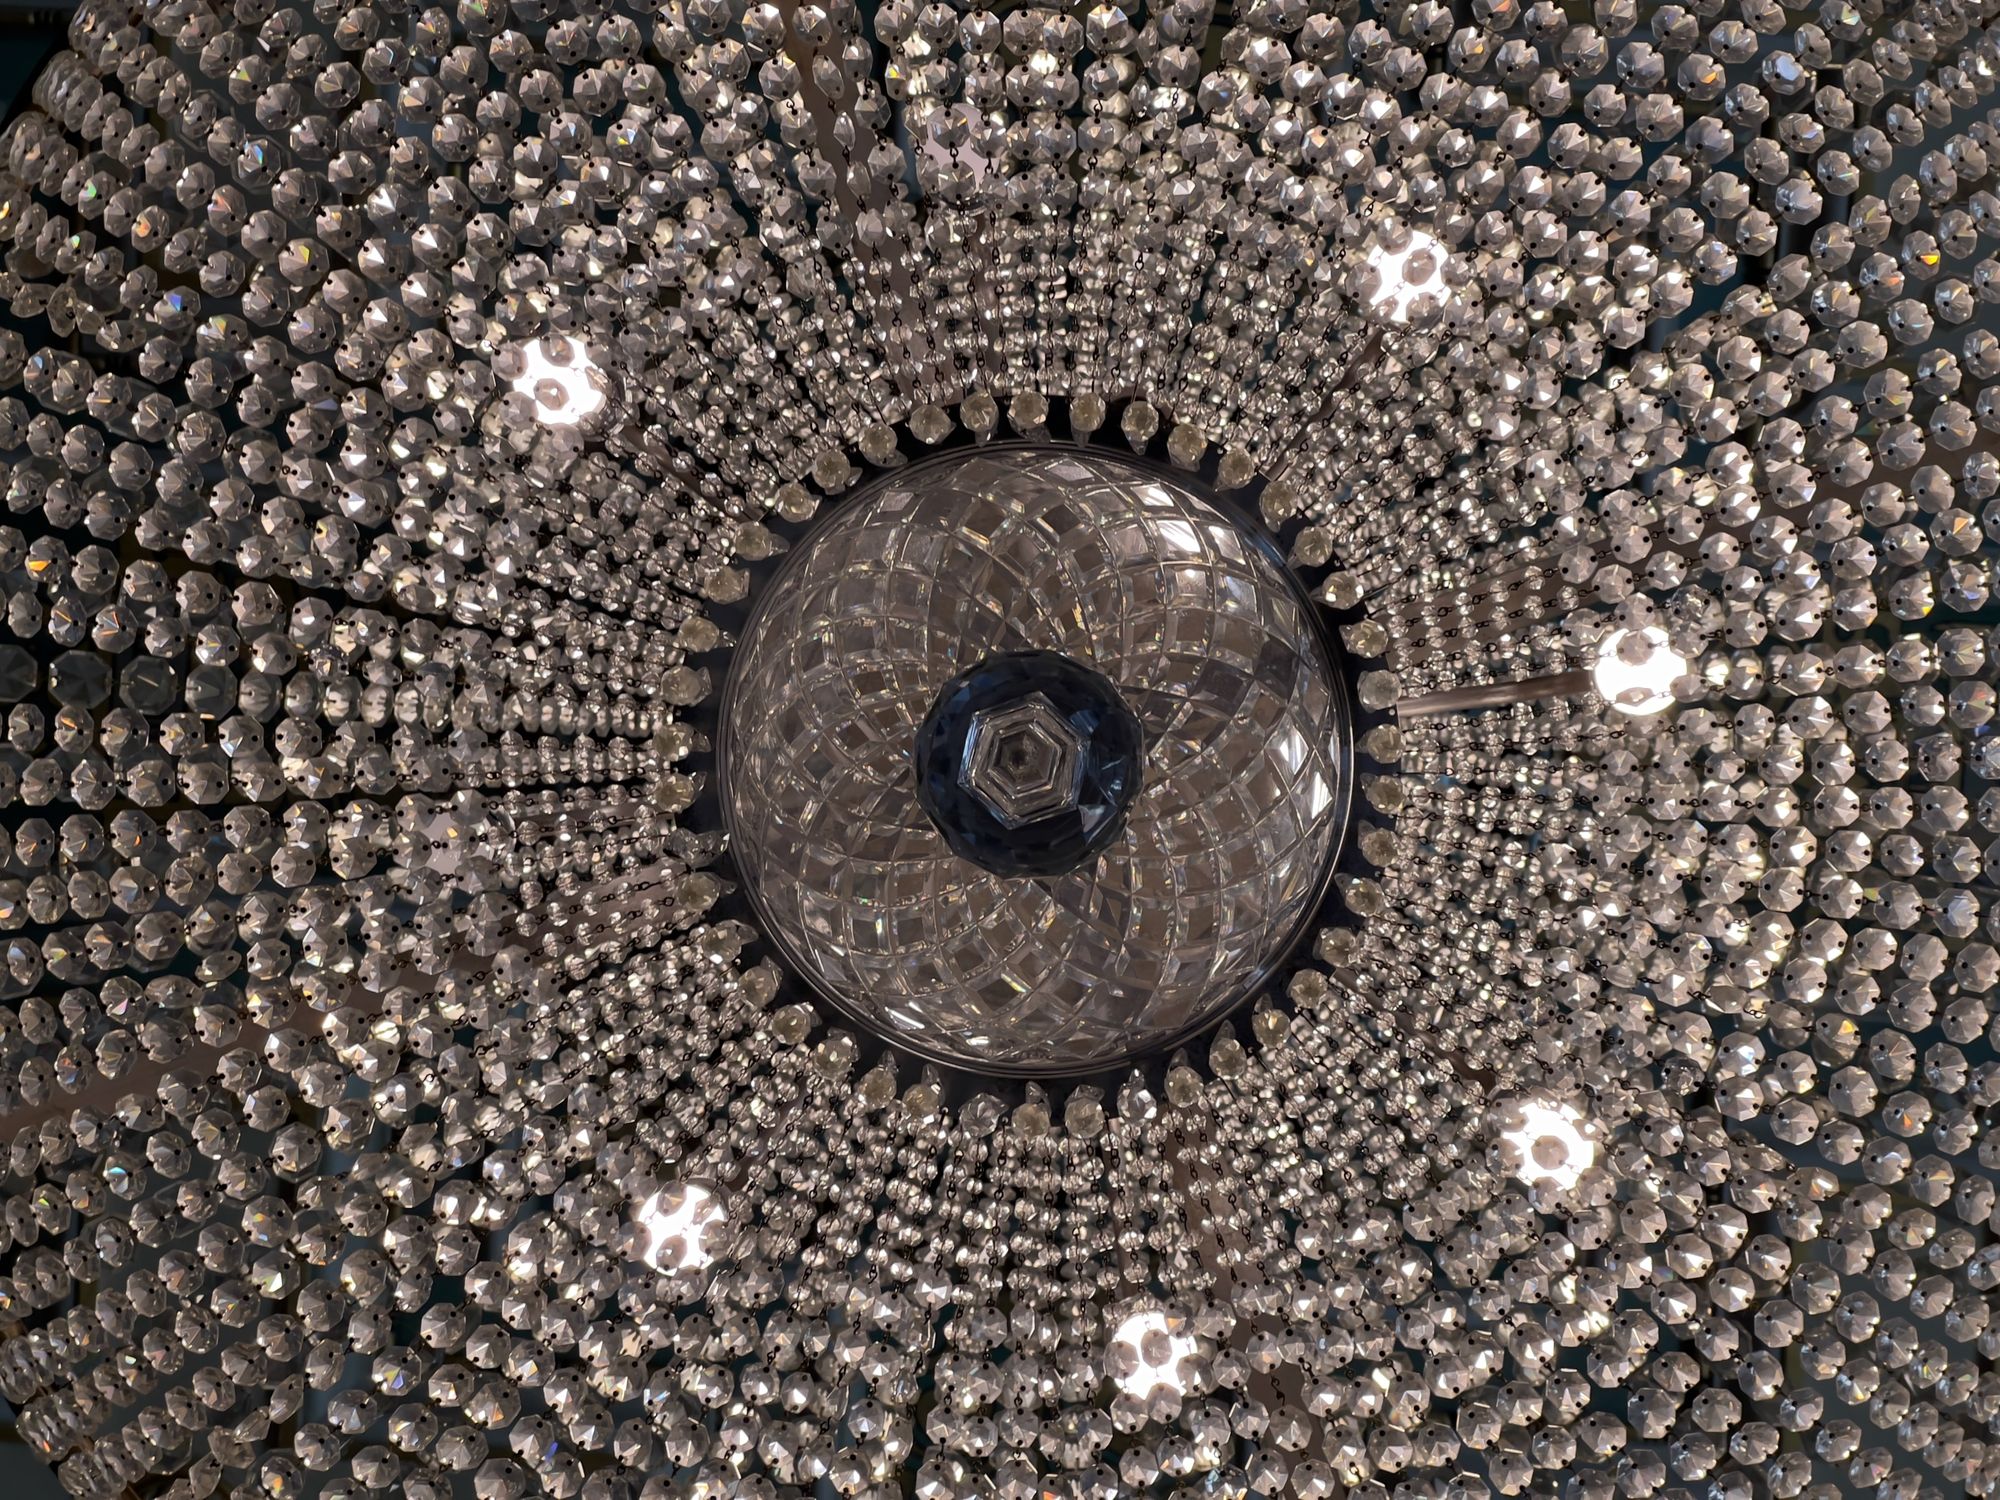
left=0, top=0, right=1992, bottom=1497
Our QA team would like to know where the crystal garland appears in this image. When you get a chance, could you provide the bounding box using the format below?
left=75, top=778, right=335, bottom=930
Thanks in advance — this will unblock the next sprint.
left=0, top=0, right=1988, bottom=1496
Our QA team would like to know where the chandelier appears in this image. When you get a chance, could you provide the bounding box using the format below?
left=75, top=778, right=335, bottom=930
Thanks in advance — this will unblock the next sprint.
left=0, top=0, right=1993, bottom=1495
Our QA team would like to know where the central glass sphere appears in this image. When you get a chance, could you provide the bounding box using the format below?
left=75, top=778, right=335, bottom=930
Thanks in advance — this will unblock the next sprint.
left=719, top=446, right=1350, bottom=1074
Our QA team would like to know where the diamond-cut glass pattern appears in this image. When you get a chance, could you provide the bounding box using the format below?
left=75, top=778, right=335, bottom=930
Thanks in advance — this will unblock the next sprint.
left=720, top=448, right=1349, bottom=1072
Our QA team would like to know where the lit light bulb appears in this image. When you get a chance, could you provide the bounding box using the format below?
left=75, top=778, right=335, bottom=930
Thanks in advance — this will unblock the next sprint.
left=511, top=336, right=606, bottom=425
left=636, top=1182, right=727, bottom=1273
left=1107, top=1308, right=1197, bottom=1398
left=1592, top=625, right=1689, bottom=716
left=1365, top=229, right=1449, bottom=324
left=1499, top=1099, right=1595, bottom=1190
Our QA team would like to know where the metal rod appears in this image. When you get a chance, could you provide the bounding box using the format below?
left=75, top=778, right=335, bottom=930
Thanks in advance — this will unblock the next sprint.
left=1397, top=669, right=1593, bottom=718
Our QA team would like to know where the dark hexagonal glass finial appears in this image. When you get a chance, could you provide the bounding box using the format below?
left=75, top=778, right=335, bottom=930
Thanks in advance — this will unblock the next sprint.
left=913, top=651, right=1145, bottom=878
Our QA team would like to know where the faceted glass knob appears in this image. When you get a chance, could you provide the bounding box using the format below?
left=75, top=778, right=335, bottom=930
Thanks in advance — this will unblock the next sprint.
left=913, top=651, right=1145, bottom=878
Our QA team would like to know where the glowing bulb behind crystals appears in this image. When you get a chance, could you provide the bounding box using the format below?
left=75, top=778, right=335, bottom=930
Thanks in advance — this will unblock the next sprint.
left=1365, top=228, right=1449, bottom=324
left=510, top=336, right=606, bottom=426
left=1592, top=625, right=1689, bottom=716
left=636, top=1182, right=727, bottom=1273
left=1107, top=1309, right=1197, bottom=1398
left=1499, top=1100, right=1595, bottom=1190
